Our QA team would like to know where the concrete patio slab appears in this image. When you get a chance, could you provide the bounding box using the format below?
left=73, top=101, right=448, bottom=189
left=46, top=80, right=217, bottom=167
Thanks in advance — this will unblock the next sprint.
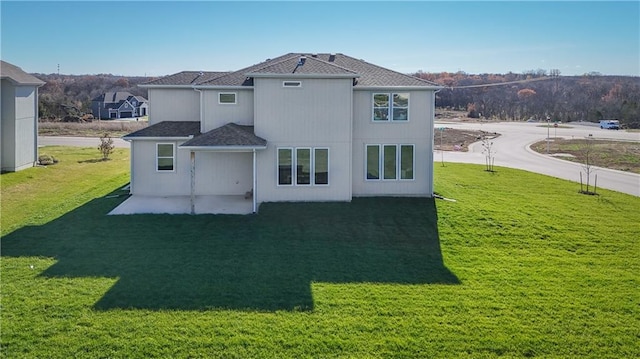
left=109, top=195, right=253, bottom=215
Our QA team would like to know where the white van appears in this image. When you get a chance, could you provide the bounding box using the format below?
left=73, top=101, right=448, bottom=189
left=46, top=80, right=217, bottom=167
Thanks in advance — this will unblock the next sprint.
left=600, top=120, right=620, bottom=130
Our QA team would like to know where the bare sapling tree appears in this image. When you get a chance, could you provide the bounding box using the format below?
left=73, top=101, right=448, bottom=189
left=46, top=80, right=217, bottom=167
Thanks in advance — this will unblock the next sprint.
left=98, top=133, right=115, bottom=161
left=481, top=134, right=496, bottom=172
left=579, top=134, right=598, bottom=195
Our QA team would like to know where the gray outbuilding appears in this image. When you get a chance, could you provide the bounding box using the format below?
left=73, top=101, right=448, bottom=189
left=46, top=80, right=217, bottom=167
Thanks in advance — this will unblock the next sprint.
left=1, top=61, right=45, bottom=172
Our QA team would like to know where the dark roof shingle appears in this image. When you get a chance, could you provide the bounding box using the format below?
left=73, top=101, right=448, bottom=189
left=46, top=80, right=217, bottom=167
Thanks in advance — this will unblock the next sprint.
left=0, top=61, right=45, bottom=86
left=124, top=121, right=201, bottom=138
left=143, top=71, right=230, bottom=86
left=144, top=53, right=439, bottom=88
left=181, top=123, right=266, bottom=147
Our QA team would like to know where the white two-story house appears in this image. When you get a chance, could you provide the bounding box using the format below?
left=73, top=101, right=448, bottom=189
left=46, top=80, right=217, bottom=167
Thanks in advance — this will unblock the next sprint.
left=122, top=53, right=441, bottom=214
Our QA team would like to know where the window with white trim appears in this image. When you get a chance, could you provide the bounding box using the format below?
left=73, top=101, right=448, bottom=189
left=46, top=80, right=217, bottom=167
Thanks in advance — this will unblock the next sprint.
left=218, top=92, right=237, bottom=104
left=373, top=93, right=409, bottom=121
left=157, top=143, right=175, bottom=172
left=278, top=147, right=329, bottom=186
left=365, top=144, right=414, bottom=180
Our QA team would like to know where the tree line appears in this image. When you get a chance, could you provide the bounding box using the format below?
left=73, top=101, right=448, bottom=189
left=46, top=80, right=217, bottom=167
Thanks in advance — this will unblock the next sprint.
left=33, top=71, right=640, bottom=128
left=34, top=73, right=153, bottom=119
left=414, top=70, right=640, bottom=128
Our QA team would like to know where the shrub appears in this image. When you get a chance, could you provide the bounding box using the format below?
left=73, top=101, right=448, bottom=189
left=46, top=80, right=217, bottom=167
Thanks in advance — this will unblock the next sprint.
left=38, top=154, right=58, bottom=166
left=98, top=133, right=115, bottom=161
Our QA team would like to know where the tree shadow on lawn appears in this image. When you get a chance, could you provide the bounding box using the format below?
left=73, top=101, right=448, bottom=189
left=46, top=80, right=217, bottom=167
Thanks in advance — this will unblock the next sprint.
left=1, top=196, right=459, bottom=312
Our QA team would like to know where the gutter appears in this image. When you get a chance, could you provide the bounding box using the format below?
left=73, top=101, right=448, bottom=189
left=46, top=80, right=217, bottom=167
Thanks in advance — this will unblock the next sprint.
left=140, top=84, right=253, bottom=90
left=179, top=145, right=267, bottom=152
left=122, top=136, right=194, bottom=142
left=248, top=73, right=360, bottom=79
left=354, top=86, right=443, bottom=91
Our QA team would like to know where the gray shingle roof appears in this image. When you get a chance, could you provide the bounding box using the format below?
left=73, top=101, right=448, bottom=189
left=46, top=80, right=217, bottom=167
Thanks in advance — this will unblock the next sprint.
left=312, top=53, right=438, bottom=87
left=0, top=61, right=45, bottom=86
left=181, top=123, right=266, bottom=147
left=144, top=53, right=438, bottom=88
left=124, top=121, right=201, bottom=138
left=92, top=91, right=147, bottom=103
left=248, top=55, right=357, bottom=76
left=143, top=71, right=230, bottom=86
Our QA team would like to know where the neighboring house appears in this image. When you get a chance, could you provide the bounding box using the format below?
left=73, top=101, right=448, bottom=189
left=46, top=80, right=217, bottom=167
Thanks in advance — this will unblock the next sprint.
left=1, top=60, right=45, bottom=172
left=124, top=53, right=441, bottom=213
left=92, top=91, right=148, bottom=119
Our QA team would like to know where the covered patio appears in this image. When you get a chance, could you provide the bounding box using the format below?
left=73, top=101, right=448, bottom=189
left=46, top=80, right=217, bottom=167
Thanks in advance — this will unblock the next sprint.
left=109, top=195, right=253, bottom=215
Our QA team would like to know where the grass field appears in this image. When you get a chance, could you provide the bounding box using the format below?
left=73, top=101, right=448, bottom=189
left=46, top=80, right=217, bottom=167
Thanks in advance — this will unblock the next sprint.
left=531, top=138, right=640, bottom=174
left=1, top=150, right=639, bottom=358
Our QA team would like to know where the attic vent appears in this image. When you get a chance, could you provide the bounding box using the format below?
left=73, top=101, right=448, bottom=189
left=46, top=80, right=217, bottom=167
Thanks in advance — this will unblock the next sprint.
left=328, top=54, right=336, bottom=62
left=283, top=81, right=302, bottom=88
left=311, top=54, right=318, bottom=58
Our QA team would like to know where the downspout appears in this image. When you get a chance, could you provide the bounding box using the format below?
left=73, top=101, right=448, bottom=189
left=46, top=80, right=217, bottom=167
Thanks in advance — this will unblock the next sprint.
left=129, top=142, right=134, bottom=194
left=430, top=88, right=442, bottom=196
left=252, top=149, right=257, bottom=213
left=33, top=86, right=39, bottom=167
left=190, top=151, right=196, bottom=214
left=191, top=86, right=204, bottom=214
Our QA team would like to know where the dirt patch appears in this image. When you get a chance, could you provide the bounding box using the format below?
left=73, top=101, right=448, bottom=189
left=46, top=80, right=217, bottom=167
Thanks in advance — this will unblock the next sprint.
left=434, top=128, right=500, bottom=152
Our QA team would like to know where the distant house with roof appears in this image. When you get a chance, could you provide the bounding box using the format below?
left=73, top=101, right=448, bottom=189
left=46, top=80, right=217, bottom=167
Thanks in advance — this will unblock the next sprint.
left=1, top=60, right=45, bottom=172
left=91, top=91, right=148, bottom=119
left=121, top=53, right=441, bottom=214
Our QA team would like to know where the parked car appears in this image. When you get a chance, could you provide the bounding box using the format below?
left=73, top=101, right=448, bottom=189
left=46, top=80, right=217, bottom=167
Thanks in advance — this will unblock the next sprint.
left=600, top=120, right=620, bottom=130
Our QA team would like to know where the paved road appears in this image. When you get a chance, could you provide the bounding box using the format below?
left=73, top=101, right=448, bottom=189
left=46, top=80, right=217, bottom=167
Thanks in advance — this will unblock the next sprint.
left=435, top=121, right=640, bottom=196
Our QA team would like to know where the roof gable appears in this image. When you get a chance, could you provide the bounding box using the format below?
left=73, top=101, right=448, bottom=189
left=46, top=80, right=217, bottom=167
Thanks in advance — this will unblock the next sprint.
left=0, top=61, right=45, bottom=86
left=93, top=91, right=135, bottom=103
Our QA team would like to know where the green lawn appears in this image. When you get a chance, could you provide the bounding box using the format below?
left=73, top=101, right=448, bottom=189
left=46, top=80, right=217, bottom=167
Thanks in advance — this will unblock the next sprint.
left=1, top=151, right=639, bottom=358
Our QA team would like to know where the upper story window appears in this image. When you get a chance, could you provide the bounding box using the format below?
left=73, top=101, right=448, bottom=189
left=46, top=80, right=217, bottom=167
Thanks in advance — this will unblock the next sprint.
left=156, top=143, right=175, bottom=172
left=219, top=92, right=237, bottom=104
left=373, top=93, right=409, bottom=121
left=283, top=81, right=302, bottom=88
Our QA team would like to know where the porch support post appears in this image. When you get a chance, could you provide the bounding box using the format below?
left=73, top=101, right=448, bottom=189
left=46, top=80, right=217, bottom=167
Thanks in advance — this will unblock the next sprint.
left=252, top=149, right=257, bottom=213
left=190, top=151, right=195, bottom=215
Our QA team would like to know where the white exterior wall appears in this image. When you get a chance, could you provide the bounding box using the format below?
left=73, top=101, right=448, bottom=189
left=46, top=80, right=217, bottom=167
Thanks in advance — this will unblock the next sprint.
left=202, top=89, right=254, bottom=132
left=1, top=81, right=37, bottom=172
left=147, top=88, right=199, bottom=125
left=130, top=140, right=192, bottom=196
left=351, top=89, right=434, bottom=196
left=254, top=77, right=353, bottom=204
left=194, top=152, right=253, bottom=195
left=1, top=80, right=16, bottom=171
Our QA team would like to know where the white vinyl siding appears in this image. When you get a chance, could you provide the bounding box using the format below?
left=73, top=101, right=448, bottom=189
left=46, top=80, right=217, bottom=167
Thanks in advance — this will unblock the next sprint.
left=365, top=144, right=414, bottom=181
left=373, top=93, right=409, bottom=121
left=278, top=147, right=329, bottom=186
left=156, top=143, right=175, bottom=172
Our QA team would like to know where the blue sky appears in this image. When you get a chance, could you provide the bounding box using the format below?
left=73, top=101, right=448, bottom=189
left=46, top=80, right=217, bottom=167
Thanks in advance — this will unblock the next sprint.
left=2, top=1, right=639, bottom=76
